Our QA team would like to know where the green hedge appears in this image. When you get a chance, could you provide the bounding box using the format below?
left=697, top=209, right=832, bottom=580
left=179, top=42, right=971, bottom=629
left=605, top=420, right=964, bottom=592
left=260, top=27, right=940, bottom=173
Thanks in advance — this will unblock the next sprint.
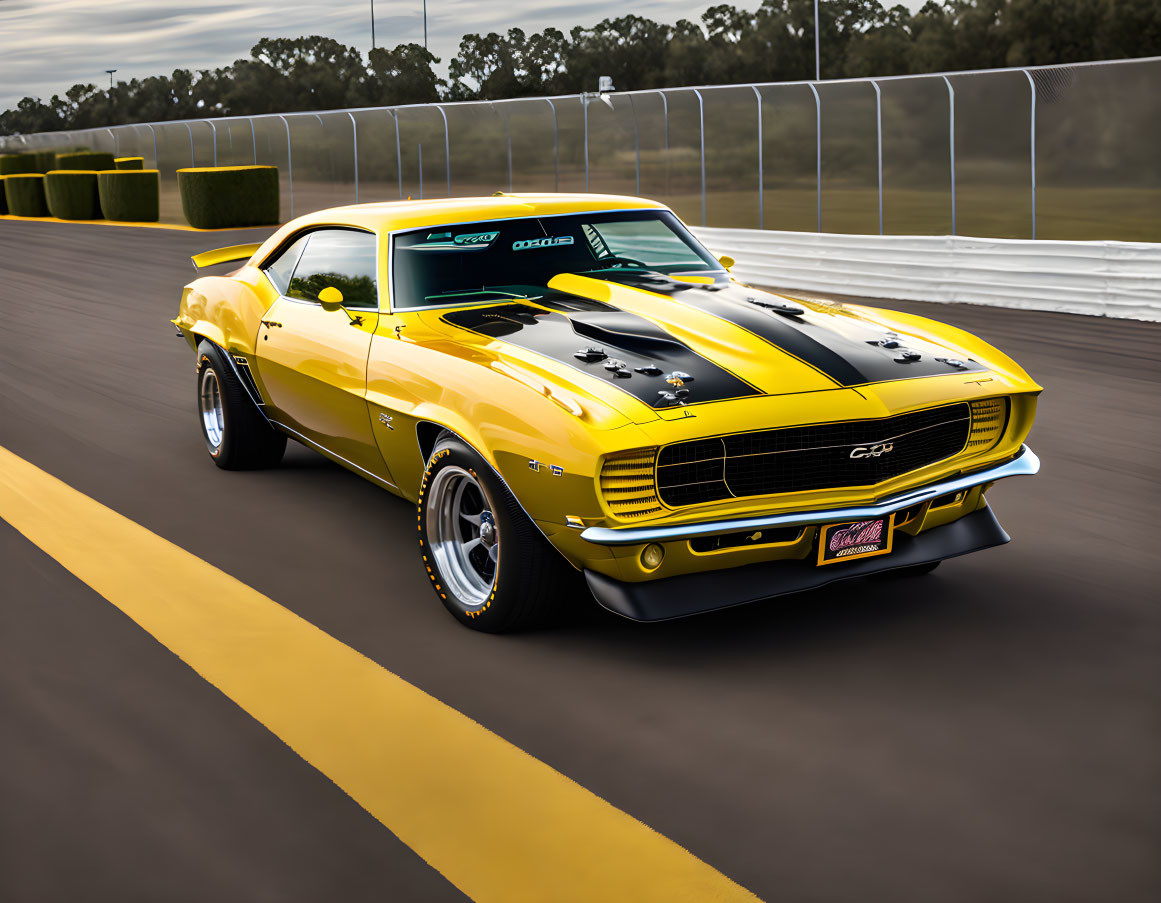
left=0, top=176, right=8, bottom=215
left=33, top=151, right=58, bottom=173
left=98, top=170, right=160, bottom=222
left=54, top=151, right=115, bottom=171
left=4, top=174, right=49, bottom=216
left=114, top=156, right=145, bottom=170
left=177, top=165, right=279, bottom=228
left=0, top=153, right=37, bottom=175
left=45, top=170, right=102, bottom=220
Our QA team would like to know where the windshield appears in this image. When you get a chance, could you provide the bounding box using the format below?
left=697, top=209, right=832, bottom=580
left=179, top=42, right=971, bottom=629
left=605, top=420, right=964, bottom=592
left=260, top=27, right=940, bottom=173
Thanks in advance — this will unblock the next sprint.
left=390, top=210, right=721, bottom=310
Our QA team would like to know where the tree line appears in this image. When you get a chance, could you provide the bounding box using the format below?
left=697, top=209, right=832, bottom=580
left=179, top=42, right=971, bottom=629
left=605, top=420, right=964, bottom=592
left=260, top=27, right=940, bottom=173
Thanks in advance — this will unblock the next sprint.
left=2, top=0, right=1157, bottom=136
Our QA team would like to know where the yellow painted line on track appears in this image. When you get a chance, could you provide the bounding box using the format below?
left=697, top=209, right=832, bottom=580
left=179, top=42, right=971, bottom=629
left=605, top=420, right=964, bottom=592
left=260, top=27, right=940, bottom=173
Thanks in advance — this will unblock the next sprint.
left=0, top=444, right=761, bottom=903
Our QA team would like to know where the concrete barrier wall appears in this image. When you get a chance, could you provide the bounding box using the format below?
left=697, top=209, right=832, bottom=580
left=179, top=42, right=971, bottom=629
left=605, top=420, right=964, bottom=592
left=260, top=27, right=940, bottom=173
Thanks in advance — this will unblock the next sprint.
left=691, top=228, right=1161, bottom=322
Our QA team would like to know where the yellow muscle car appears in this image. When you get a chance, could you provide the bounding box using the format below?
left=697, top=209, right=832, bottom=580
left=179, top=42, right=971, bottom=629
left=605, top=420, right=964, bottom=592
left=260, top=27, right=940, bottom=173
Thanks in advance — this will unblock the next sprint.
left=174, top=194, right=1041, bottom=631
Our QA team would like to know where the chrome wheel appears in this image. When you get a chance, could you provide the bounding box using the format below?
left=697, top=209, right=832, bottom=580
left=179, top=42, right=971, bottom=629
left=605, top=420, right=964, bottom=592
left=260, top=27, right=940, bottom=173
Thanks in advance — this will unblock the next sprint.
left=426, top=465, right=498, bottom=607
left=199, top=367, right=225, bottom=450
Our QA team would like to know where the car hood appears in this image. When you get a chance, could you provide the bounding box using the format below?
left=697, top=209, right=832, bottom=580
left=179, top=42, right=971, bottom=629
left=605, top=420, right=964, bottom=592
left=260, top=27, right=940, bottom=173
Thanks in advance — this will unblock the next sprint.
left=420, top=271, right=1040, bottom=426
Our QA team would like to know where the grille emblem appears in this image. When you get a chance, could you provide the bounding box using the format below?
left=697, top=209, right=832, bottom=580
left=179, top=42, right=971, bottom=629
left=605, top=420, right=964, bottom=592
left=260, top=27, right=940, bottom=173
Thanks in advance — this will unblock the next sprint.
left=850, top=442, right=894, bottom=459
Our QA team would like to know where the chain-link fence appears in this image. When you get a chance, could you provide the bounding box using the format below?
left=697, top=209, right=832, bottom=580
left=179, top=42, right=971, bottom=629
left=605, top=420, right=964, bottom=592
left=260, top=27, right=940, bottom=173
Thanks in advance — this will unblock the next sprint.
left=4, top=56, right=1158, bottom=241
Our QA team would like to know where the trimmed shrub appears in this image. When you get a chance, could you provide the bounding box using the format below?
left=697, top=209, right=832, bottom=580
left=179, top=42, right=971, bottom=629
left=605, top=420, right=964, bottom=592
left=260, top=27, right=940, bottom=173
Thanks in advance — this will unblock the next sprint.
left=45, top=170, right=102, bottom=220
left=114, top=156, right=145, bottom=170
left=33, top=151, right=58, bottom=173
left=0, top=153, right=37, bottom=175
left=178, top=165, right=279, bottom=229
left=0, top=176, right=7, bottom=215
left=54, top=151, right=115, bottom=171
left=4, top=174, right=49, bottom=216
left=98, top=169, right=160, bottom=222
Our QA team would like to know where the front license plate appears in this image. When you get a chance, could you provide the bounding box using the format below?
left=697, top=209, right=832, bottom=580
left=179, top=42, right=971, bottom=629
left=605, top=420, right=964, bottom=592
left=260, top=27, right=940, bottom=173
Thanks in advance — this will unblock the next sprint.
left=817, top=514, right=894, bottom=565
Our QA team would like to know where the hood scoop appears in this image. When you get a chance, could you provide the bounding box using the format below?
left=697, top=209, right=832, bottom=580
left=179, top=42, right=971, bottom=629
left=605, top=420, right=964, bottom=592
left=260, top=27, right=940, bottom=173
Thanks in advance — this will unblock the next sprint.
left=568, top=311, right=686, bottom=353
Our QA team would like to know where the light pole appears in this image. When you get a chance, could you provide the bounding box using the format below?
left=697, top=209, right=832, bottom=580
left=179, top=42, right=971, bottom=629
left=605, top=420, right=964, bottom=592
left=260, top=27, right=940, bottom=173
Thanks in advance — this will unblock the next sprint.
left=423, top=1, right=428, bottom=50
left=814, top=0, right=820, bottom=80
left=370, top=1, right=375, bottom=50
left=105, top=68, right=117, bottom=90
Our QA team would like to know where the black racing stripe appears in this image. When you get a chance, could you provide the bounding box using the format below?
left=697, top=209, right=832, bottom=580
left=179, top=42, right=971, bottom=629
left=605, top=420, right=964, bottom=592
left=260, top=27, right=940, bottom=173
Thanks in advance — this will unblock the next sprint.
left=441, top=296, right=761, bottom=409
left=670, top=284, right=985, bottom=387
left=675, top=289, right=866, bottom=385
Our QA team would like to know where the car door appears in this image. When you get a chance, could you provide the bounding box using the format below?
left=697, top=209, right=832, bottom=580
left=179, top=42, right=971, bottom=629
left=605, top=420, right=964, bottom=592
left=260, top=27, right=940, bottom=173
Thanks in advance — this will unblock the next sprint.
left=254, top=227, right=390, bottom=480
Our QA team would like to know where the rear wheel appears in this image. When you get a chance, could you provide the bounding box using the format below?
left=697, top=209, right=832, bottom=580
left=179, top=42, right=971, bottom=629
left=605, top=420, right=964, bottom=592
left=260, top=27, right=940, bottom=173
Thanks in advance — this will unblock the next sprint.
left=196, top=341, right=285, bottom=470
left=417, top=435, right=576, bottom=632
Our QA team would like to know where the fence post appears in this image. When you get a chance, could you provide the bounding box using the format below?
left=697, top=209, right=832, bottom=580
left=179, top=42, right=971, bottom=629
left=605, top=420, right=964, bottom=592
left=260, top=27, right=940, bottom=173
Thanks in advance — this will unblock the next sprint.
left=418, top=144, right=424, bottom=199
left=693, top=89, right=706, bottom=226
left=348, top=112, right=359, bottom=203
left=583, top=95, right=590, bottom=192
left=390, top=111, right=403, bottom=199
left=545, top=99, right=559, bottom=191
left=206, top=120, right=218, bottom=166
left=629, top=95, right=640, bottom=196
left=871, top=80, right=883, bottom=235
left=808, top=82, right=821, bottom=232
left=751, top=86, right=763, bottom=230
left=249, top=118, right=257, bottom=165
left=277, top=115, right=293, bottom=217
left=942, top=76, right=956, bottom=236
left=145, top=124, right=158, bottom=170
left=105, top=128, right=116, bottom=156
left=1022, top=69, right=1037, bottom=239
left=657, top=90, right=670, bottom=198
left=184, top=122, right=195, bottom=166
left=434, top=105, right=450, bottom=196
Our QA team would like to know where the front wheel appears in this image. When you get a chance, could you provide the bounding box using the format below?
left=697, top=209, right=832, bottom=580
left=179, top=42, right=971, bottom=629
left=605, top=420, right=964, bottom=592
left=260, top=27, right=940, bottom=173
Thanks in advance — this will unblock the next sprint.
left=417, top=436, right=575, bottom=632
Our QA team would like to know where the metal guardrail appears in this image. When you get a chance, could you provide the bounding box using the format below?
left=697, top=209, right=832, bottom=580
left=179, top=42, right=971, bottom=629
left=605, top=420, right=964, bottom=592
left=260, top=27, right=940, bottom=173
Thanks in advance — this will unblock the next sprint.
left=3, top=57, right=1159, bottom=241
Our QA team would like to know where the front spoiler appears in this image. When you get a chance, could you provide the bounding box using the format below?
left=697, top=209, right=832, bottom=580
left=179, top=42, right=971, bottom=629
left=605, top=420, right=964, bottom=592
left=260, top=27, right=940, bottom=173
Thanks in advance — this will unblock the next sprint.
left=580, top=445, right=1039, bottom=546
left=584, top=506, right=1010, bottom=622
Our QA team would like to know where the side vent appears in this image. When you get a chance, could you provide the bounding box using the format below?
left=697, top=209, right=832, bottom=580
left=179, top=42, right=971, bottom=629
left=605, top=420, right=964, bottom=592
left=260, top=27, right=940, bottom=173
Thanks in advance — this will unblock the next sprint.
left=967, top=397, right=1008, bottom=452
left=233, top=355, right=264, bottom=406
left=599, top=449, right=662, bottom=519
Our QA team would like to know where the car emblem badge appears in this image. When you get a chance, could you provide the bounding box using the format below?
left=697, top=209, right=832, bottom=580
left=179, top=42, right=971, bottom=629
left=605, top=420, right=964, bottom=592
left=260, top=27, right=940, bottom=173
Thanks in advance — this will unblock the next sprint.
left=850, top=442, right=894, bottom=458
left=378, top=413, right=393, bottom=430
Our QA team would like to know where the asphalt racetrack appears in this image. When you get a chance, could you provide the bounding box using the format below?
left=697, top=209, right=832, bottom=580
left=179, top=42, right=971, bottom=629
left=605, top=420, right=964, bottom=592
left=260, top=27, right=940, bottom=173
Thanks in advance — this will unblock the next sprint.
left=1, top=218, right=1158, bottom=902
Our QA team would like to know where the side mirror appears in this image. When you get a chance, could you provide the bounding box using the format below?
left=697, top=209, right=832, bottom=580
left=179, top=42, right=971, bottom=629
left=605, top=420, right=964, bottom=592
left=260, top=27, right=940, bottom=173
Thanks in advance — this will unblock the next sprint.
left=318, top=286, right=344, bottom=310
left=717, top=255, right=736, bottom=271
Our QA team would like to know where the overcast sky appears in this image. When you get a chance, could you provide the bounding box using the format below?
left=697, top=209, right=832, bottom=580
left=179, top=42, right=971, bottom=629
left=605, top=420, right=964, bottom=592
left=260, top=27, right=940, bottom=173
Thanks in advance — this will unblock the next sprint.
left=0, top=1, right=925, bottom=110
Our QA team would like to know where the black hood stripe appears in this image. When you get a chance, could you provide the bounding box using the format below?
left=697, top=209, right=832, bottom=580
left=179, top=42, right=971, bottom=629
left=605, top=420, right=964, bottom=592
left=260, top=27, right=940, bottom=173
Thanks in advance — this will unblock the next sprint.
left=442, top=294, right=761, bottom=409
left=598, top=272, right=985, bottom=387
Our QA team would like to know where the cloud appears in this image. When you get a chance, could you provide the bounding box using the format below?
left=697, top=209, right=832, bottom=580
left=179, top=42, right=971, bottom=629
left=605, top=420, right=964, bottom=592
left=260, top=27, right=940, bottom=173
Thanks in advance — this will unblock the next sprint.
left=0, top=1, right=927, bottom=109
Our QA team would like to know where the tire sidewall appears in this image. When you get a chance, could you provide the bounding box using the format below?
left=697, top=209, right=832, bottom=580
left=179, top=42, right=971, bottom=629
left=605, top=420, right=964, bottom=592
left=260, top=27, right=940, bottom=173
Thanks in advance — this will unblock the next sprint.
left=417, top=438, right=515, bottom=629
left=196, top=345, right=233, bottom=462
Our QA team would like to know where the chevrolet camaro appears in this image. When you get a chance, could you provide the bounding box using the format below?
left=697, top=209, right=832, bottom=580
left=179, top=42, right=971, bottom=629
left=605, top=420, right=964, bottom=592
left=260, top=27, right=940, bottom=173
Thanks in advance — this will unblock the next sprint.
left=173, top=194, right=1041, bottom=631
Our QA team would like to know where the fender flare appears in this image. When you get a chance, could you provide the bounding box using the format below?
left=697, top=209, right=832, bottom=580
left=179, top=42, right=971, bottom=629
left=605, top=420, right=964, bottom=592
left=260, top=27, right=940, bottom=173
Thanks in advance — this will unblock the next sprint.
left=413, top=418, right=576, bottom=568
left=194, top=338, right=273, bottom=428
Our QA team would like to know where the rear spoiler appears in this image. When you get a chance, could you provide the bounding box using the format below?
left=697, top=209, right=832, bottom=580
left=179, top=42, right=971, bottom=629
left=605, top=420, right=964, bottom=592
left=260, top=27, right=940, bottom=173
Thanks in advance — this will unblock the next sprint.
left=190, top=243, right=263, bottom=271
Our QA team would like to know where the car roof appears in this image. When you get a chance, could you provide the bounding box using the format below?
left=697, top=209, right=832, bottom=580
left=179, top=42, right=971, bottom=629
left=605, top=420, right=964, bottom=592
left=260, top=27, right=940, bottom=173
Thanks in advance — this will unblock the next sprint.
left=250, top=194, right=669, bottom=264
left=298, top=193, right=665, bottom=231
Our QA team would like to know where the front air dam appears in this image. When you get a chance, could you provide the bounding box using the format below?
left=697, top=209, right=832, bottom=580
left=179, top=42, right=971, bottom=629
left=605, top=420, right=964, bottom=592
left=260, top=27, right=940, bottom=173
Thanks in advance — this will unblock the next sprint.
left=584, top=506, right=1010, bottom=622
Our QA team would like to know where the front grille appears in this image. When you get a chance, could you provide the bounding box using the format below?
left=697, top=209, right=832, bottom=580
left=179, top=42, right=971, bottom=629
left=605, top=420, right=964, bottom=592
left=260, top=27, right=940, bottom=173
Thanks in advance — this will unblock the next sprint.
left=966, top=397, right=1008, bottom=451
left=657, top=403, right=973, bottom=507
left=599, top=449, right=663, bottom=518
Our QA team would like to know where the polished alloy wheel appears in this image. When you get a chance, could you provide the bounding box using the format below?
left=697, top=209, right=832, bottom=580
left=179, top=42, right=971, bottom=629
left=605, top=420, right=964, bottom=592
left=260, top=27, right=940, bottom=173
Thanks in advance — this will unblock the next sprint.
left=199, top=367, right=225, bottom=450
left=426, top=465, right=498, bottom=606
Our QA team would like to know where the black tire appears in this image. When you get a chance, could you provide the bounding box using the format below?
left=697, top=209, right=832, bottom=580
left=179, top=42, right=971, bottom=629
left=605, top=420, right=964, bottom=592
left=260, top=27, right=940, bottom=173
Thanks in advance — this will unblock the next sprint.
left=417, top=435, right=576, bottom=632
left=873, top=559, right=942, bottom=578
left=196, top=341, right=285, bottom=470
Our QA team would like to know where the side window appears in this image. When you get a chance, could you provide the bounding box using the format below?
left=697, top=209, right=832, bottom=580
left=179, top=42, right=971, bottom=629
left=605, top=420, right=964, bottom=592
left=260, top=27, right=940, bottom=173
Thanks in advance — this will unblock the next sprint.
left=262, top=234, right=309, bottom=295
left=286, top=229, right=379, bottom=310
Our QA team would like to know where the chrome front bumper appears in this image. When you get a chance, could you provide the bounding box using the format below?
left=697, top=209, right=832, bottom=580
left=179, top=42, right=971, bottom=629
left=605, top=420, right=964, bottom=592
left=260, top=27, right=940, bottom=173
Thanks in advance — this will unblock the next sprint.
left=581, top=445, right=1040, bottom=546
